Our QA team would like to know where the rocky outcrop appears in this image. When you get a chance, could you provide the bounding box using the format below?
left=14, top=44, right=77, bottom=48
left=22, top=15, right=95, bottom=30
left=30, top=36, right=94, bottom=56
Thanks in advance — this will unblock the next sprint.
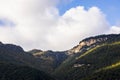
left=68, top=34, right=120, bottom=54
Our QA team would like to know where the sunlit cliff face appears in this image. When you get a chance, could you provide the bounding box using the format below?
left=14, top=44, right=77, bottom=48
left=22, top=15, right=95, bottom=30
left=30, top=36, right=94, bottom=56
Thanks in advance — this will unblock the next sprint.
left=69, top=36, right=108, bottom=53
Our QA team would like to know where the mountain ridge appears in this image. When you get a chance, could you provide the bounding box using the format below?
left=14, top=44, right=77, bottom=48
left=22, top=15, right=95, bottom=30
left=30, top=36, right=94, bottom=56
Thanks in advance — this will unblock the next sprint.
left=0, top=33, right=120, bottom=80
left=52, top=34, right=120, bottom=80
left=68, top=34, right=120, bottom=54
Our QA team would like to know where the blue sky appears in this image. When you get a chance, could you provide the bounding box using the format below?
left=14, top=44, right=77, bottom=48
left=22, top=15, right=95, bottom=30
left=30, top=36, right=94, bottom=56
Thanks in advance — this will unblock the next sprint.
left=58, top=0, right=120, bottom=26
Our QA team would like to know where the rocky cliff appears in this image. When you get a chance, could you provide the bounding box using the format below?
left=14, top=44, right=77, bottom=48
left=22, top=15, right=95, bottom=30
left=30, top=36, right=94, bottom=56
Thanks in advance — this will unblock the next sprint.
left=68, top=34, right=120, bottom=54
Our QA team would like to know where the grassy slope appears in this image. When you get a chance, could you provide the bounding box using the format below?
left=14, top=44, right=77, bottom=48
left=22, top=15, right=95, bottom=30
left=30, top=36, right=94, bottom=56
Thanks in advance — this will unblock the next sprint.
left=53, top=42, right=120, bottom=80
left=82, top=61, right=120, bottom=80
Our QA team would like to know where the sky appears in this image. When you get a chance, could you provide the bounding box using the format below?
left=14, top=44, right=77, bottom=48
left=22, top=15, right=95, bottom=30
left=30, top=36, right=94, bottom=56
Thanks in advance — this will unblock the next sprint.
left=0, top=0, right=120, bottom=51
left=58, top=0, right=120, bottom=25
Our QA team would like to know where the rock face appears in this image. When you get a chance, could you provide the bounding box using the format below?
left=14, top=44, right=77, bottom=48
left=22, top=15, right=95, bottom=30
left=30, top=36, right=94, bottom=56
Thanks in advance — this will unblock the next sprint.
left=68, top=34, right=120, bottom=54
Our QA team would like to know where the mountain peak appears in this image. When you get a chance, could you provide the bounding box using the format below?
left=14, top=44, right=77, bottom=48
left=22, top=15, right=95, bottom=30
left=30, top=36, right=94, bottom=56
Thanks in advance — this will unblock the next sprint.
left=29, top=49, right=43, bottom=53
left=0, top=42, right=24, bottom=53
left=68, top=34, right=120, bottom=54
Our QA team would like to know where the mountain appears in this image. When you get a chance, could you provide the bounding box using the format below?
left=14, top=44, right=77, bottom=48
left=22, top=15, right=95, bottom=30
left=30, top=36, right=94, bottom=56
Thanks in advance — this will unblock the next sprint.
left=53, top=34, right=120, bottom=80
left=0, top=42, right=55, bottom=80
left=29, top=49, right=43, bottom=54
left=29, top=50, right=68, bottom=73
left=0, top=42, right=43, bottom=69
left=0, top=34, right=120, bottom=80
left=68, top=34, right=120, bottom=54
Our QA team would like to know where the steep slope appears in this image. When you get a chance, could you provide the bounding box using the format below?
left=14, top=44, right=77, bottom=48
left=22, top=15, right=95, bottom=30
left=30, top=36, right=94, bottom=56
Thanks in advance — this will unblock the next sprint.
left=53, top=34, right=120, bottom=80
left=82, top=61, right=120, bottom=80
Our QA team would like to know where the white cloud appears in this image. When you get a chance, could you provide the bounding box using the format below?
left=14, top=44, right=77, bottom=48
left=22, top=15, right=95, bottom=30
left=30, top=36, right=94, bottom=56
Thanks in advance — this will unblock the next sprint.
left=107, top=26, right=120, bottom=34
left=46, top=6, right=109, bottom=50
left=0, top=0, right=115, bottom=51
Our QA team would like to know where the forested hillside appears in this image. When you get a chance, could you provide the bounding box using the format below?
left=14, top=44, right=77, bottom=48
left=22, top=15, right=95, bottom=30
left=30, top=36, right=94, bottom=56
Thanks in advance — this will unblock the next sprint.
left=53, top=41, right=120, bottom=80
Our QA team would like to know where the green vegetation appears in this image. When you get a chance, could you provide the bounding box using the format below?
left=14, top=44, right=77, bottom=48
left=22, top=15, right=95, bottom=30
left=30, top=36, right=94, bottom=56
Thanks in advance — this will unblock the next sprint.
left=82, top=62, right=120, bottom=80
left=0, top=42, right=55, bottom=80
left=77, top=45, right=101, bottom=59
left=30, top=50, right=68, bottom=73
left=53, top=41, right=120, bottom=80
left=0, top=62, right=54, bottom=80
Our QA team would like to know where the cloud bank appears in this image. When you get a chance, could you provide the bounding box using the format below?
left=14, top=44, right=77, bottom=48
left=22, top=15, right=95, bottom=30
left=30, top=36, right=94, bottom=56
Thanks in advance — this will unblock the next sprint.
left=0, top=0, right=119, bottom=51
left=107, top=26, right=120, bottom=34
